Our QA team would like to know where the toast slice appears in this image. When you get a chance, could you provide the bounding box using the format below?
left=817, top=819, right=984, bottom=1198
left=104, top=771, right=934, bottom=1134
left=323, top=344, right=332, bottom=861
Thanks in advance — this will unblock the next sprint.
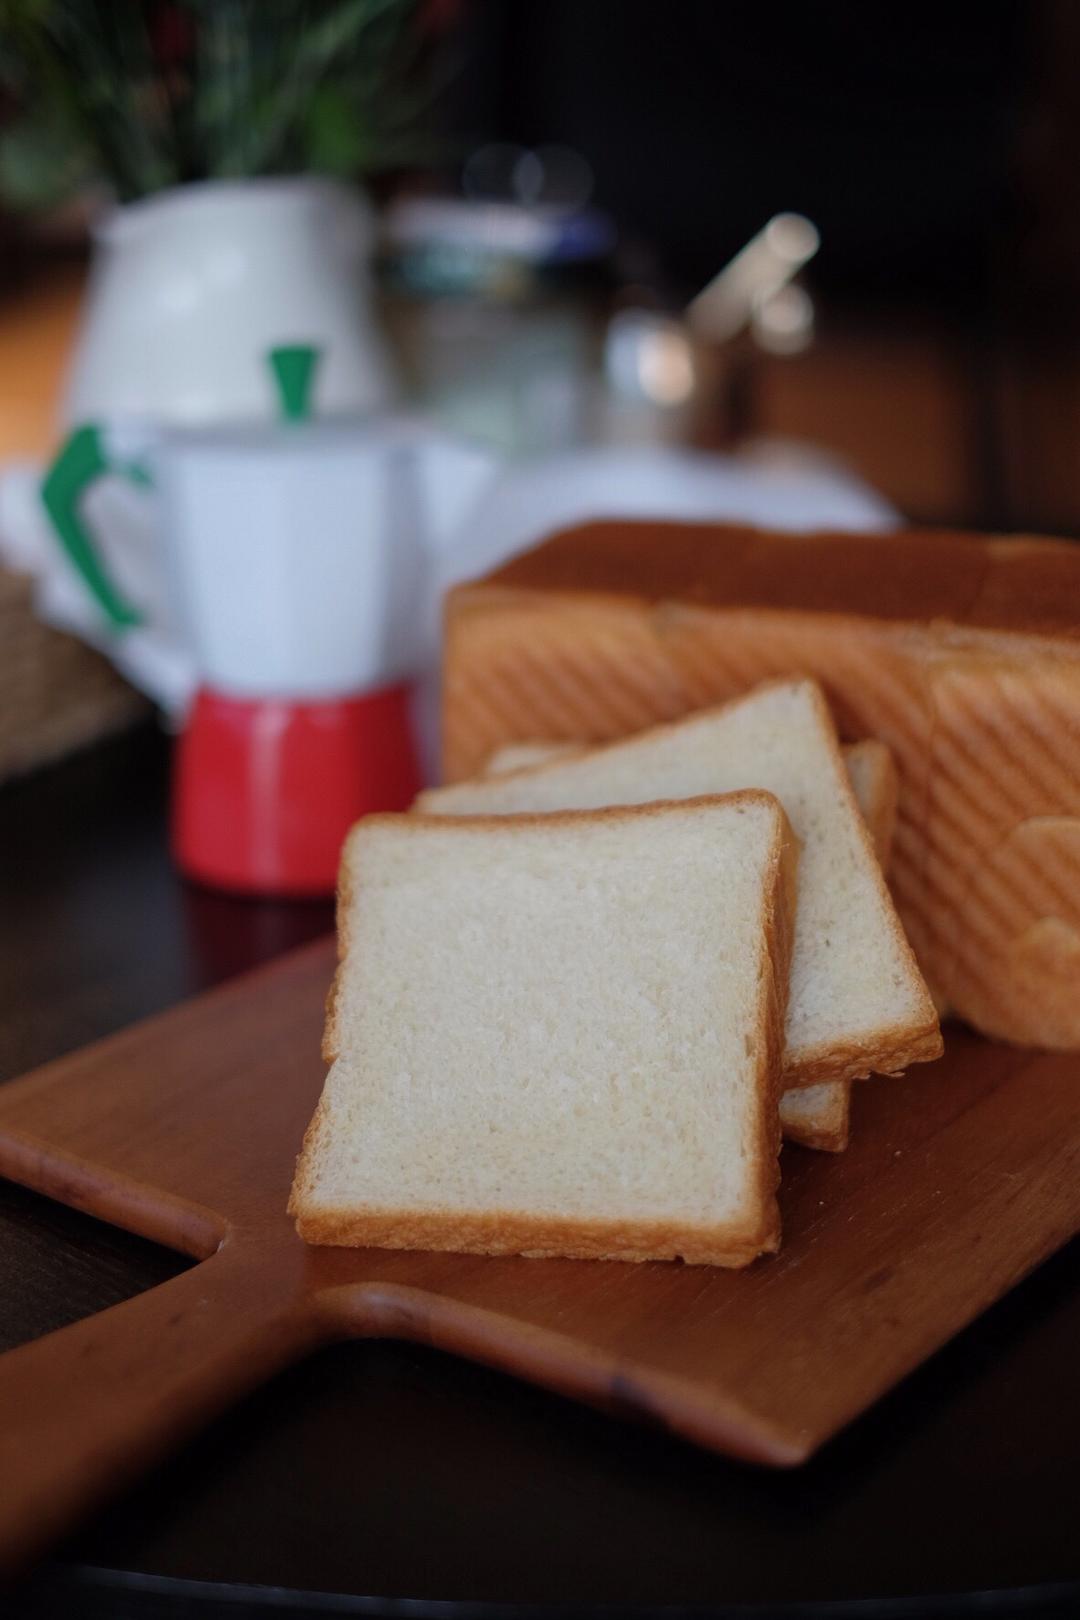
left=781, top=737, right=899, bottom=1151
left=483, top=735, right=899, bottom=1153
left=845, top=739, right=899, bottom=870
left=485, top=741, right=585, bottom=775
left=420, top=679, right=941, bottom=1089
left=487, top=736, right=900, bottom=874
left=290, top=793, right=797, bottom=1266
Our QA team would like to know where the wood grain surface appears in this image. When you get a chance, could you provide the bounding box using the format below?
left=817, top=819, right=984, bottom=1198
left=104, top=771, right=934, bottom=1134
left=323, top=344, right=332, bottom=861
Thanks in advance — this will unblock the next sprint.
left=0, top=936, right=1078, bottom=1580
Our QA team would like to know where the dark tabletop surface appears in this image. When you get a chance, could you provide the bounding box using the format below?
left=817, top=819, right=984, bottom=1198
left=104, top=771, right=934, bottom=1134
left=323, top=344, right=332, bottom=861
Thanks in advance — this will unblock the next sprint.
left=3, top=723, right=1080, bottom=1620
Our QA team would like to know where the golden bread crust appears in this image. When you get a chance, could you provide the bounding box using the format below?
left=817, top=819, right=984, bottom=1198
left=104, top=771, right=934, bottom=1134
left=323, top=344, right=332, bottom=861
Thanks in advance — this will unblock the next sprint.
left=482, top=519, right=1080, bottom=641
left=292, top=1205, right=777, bottom=1267
left=741, top=796, right=797, bottom=1252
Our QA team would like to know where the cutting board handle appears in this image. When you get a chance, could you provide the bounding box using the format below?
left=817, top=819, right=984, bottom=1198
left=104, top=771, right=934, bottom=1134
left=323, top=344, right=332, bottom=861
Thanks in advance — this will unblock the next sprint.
left=0, top=1236, right=318, bottom=1576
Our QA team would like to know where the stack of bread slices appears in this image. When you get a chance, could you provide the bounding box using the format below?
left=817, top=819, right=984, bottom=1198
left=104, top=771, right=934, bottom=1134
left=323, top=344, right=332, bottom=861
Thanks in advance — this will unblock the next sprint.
left=289, top=678, right=941, bottom=1267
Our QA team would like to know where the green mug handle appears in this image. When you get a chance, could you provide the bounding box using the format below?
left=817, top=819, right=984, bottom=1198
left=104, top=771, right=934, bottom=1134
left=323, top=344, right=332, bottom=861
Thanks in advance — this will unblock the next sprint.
left=41, top=424, right=151, bottom=631
left=41, top=346, right=318, bottom=632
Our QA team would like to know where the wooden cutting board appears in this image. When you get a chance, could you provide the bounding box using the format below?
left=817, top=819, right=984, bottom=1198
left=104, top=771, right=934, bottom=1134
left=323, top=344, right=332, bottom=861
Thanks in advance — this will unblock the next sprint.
left=1, top=936, right=1079, bottom=1576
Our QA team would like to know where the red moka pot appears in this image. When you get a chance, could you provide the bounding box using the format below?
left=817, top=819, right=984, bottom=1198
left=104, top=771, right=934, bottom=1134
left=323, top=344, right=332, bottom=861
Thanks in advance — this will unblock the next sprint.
left=43, top=405, right=497, bottom=895
left=173, top=685, right=421, bottom=895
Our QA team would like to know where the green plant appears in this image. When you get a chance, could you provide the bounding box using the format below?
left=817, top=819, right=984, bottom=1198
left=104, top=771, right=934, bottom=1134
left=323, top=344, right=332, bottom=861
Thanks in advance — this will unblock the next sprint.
left=0, top=0, right=452, bottom=208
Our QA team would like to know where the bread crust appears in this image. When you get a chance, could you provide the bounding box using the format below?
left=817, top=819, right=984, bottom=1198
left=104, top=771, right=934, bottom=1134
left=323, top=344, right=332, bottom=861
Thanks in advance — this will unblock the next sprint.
left=293, top=1204, right=772, bottom=1267
left=321, top=821, right=361, bottom=1066
left=293, top=792, right=796, bottom=1264
left=478, top=519, right=1080, bottom=642
left=751, top=799, right=798, bottom=1222
left=783, top=1023, right=942, bottom=1087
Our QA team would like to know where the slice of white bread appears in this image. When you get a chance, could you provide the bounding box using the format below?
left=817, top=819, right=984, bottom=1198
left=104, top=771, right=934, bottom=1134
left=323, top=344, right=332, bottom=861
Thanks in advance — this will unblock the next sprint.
left=779, top=1080, right=853, bottom=1155
left=485, top=741, right=585, bottom=776
left=420, top=679, right=941, bottom=1089
left=290, top=794, right=797, bottom=1266
left=487, top=737, right=900, bottom=873
left=845, top=739, right=899, bottom=871
left=482, top=734, right=902, bottom=1156
left=781, top=739, right=899, bottom=1152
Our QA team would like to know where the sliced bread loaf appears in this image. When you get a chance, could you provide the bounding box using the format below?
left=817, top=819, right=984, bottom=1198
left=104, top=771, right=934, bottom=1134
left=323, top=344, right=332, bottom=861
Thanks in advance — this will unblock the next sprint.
left=419, top=679, right=941, bottom=1089
left=290, top=793, right=797, bottom=1266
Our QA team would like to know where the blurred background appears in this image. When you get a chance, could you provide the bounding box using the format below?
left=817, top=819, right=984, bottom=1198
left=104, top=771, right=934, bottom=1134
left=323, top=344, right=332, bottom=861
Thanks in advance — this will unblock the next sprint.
left=1, top=0, right=1079, bottom=837
left=4, top=0, right=1080, bottom=524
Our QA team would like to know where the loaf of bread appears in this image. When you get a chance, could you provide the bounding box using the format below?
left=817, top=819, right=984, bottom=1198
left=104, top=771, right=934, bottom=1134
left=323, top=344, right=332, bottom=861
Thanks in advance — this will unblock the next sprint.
left=443, top=520, right=1080, bottom=1049
left=290, top=795, right=797, bottom=1266
left=421, top=678, right=941, bottom=1090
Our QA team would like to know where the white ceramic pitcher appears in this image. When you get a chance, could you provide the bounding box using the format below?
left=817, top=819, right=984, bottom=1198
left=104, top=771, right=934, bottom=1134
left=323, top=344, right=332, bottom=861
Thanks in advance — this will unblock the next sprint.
left=63, top=177, right=396, bottom=427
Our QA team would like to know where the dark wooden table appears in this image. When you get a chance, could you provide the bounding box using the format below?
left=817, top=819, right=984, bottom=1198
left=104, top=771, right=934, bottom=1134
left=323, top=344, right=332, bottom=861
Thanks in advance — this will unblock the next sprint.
left=3, top=724, right=1080, bottom=1619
